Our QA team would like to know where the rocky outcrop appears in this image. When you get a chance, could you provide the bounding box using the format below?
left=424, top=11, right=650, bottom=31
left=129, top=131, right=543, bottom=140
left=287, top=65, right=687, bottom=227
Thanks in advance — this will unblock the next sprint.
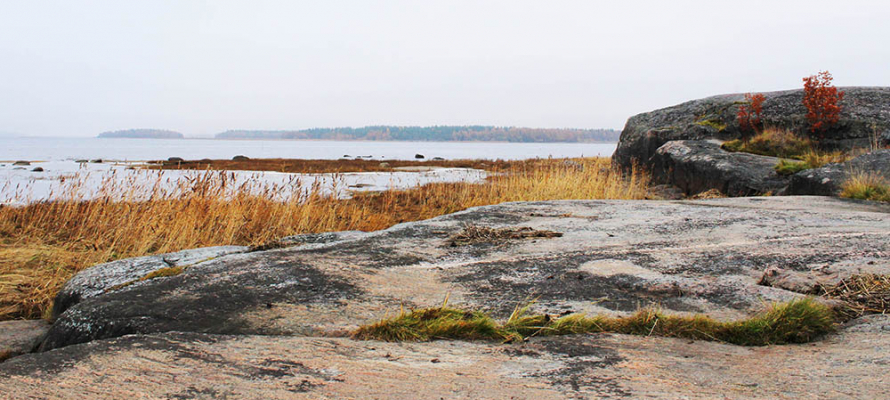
left=3, top=198, right=889, bottom=398
left=650, top=140, right=790, bottom=196
left=614, top=87, right=890, bottom=171
left=788, top=149, right=890, bottom=196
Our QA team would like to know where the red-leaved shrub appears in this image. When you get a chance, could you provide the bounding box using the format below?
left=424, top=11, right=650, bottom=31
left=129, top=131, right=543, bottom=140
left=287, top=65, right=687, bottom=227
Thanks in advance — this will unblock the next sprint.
left=737, top=93, right=766, bottom=134
left=802, top=71, right=844, bottom=133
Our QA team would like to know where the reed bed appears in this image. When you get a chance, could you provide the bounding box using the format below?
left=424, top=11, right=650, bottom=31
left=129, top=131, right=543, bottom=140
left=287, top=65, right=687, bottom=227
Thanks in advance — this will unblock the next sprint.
left=0, top=158, right=647, bottom=320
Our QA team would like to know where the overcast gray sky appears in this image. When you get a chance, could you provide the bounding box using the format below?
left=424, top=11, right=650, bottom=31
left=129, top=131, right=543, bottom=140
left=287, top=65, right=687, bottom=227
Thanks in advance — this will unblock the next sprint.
left=0, top=0, right=887, bottom=137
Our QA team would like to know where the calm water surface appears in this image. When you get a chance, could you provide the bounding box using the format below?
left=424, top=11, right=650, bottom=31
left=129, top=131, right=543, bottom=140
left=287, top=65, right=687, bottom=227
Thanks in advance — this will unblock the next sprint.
left=0, top=137, right=617, bottom=161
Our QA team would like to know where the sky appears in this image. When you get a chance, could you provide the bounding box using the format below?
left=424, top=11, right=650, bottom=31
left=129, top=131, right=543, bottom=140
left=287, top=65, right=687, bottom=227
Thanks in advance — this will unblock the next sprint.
left=0, top=1, right=887, bottom=137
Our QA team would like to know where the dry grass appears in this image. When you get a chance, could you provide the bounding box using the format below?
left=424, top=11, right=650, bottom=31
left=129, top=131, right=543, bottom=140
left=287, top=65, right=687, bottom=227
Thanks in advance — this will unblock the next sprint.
left=817, top=274, right=890, bottom=319
left=353, top=298, right=836, bottom=346
left=448, top=224, right=562, bottom=246
left=840, top=172, right=890, bottom=202
left=0, top=158, right=648, bottom=320
left=722, top=128, right=815, bottom=159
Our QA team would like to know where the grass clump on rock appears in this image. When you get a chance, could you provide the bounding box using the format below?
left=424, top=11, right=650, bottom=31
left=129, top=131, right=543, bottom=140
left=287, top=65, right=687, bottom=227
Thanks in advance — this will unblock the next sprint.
left=817, top=274, right=890, bottom=319
left=354, top=298, right=835, bottom=346
left=840, top=173, right=890, bottom=202
left=722, top=128, right=814, bottom=159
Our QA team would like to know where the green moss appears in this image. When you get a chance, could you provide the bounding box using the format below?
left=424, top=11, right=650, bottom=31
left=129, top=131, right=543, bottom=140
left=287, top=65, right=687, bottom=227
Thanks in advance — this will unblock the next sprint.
left=354, top=298, right=836, bottom=346
left=695, top=119, right=727, bottom=132
left=775, top=159, right=810, bottom=176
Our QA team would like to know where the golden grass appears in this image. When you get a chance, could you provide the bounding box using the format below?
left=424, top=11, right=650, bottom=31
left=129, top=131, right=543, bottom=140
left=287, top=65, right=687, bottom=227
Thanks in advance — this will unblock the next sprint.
left=722, top=128, right=815, bottom=159
left=352, top=298, right=836, bottom=346
left=0, top=158, right=648, bottom=320
left=840, top=172, right=890, bottom=202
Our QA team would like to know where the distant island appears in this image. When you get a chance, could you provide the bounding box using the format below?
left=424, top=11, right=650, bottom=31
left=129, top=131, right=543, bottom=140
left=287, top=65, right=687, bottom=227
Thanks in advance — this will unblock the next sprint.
left=215, top=126, right=620, bottom=142
left=98, top=129, right=184, bottom=139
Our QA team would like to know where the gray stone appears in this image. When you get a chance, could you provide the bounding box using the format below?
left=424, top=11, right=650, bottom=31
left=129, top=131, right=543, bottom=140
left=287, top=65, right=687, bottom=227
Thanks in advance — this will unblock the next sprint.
left=167, top=157, right=184, bottom=162
left=232, top=155, right=249, bottom=161
left=788, top=149, right=890, bottom=196
left=51, top=246, right=250, bottom=319
left=650, top=140, right=789, bottom=196
left=12, top=161, right=29, bottom=166
left=0, top=320, right=50, bottom=361
left=614, top=87, right=890, bottom=171
left=39, top=197, right=890, bottom=352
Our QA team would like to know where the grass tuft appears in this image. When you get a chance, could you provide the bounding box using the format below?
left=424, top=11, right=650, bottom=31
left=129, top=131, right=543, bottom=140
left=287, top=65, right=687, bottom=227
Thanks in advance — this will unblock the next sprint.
left=840, top=173, right=890, bottom=202
left=354, top=298, right=836, bottom=346
left=775, top=150, right=850, bottom=176
left=722, top=128, right=814, bottom=159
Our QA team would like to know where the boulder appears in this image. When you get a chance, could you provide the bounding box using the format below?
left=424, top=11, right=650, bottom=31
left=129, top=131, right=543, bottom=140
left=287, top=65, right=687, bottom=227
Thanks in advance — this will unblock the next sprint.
left=788, top=149, right=890, bottom=196
left=51, top=246, right=250, bottom=319
left=30, top=167, right=43, bottom=172
left=74, top=159, right=88, bottom=163
left=415, top=153, right=425, bottom=159
left=167, top=157, right=184, bottom=162
left=12, top=161, right=29, bottom=166
left=38, top=197, right=890, bottom=352
left=378, top=162, right=391, bottom=168
left=614, top=87, right=890, bottom=171
left=650, top=140, right=790, bottom=196
left=232, top=155, right=249, bottom=161
left=0, top=320, right=50, bottom=362
left=90, top=159, right=103, bottom=164
left=432, top=157, right=445, bottom=161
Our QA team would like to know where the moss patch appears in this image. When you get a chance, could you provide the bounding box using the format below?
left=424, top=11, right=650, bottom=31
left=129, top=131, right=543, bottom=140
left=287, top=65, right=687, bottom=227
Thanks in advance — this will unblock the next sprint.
left=695, top=119, right=727, bottom=132
left=354, top=298, right=835, bottom=346
left=106, top=265, right=186, bottom=293
left=775, top=159, right=809, bottom=176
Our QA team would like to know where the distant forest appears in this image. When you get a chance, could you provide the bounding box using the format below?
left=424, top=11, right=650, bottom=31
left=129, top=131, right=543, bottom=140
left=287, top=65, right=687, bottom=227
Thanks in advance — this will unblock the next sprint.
left=98, top=129, right=184, bottom=139
left=216, top=126, right=620, bottom=142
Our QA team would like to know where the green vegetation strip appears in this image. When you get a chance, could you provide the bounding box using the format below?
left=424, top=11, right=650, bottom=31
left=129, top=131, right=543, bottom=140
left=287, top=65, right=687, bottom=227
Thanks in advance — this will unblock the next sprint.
left=353, top=298, right=835, bottom=346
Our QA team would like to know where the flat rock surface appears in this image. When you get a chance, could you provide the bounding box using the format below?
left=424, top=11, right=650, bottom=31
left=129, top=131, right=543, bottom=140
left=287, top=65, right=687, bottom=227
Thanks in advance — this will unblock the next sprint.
left=4, top=197, right=890, bottom=398
left=38, top=197, right=890, bottom=352
left=0, top=320, right=50, bottom=359
left=2, top=315, right=889, bottom=399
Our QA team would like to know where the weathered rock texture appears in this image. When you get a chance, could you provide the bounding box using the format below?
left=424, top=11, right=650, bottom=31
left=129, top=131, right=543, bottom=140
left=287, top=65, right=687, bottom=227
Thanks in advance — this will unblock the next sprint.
left=2, top=197, right=889, bottom=398
left=3, top=315, right=890, bottom=399
left=789, top=149, right=890, bottom=196
left=0, top=320, right=50, bottom=360
left=613, top=87, right=890, bottom=171
left=650, top=140, right=790, bottom=196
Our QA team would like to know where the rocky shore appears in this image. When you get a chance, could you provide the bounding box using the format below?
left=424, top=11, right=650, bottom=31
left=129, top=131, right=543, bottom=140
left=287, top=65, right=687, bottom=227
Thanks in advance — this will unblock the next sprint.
left=2, top=197, right=889, bottom=398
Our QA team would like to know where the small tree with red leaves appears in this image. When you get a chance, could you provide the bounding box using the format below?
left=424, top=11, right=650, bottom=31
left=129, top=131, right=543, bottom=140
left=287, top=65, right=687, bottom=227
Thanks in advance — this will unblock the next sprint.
left=802, top=71, right=844, bottom=133
left=737, top=93, right=766, bottom=134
